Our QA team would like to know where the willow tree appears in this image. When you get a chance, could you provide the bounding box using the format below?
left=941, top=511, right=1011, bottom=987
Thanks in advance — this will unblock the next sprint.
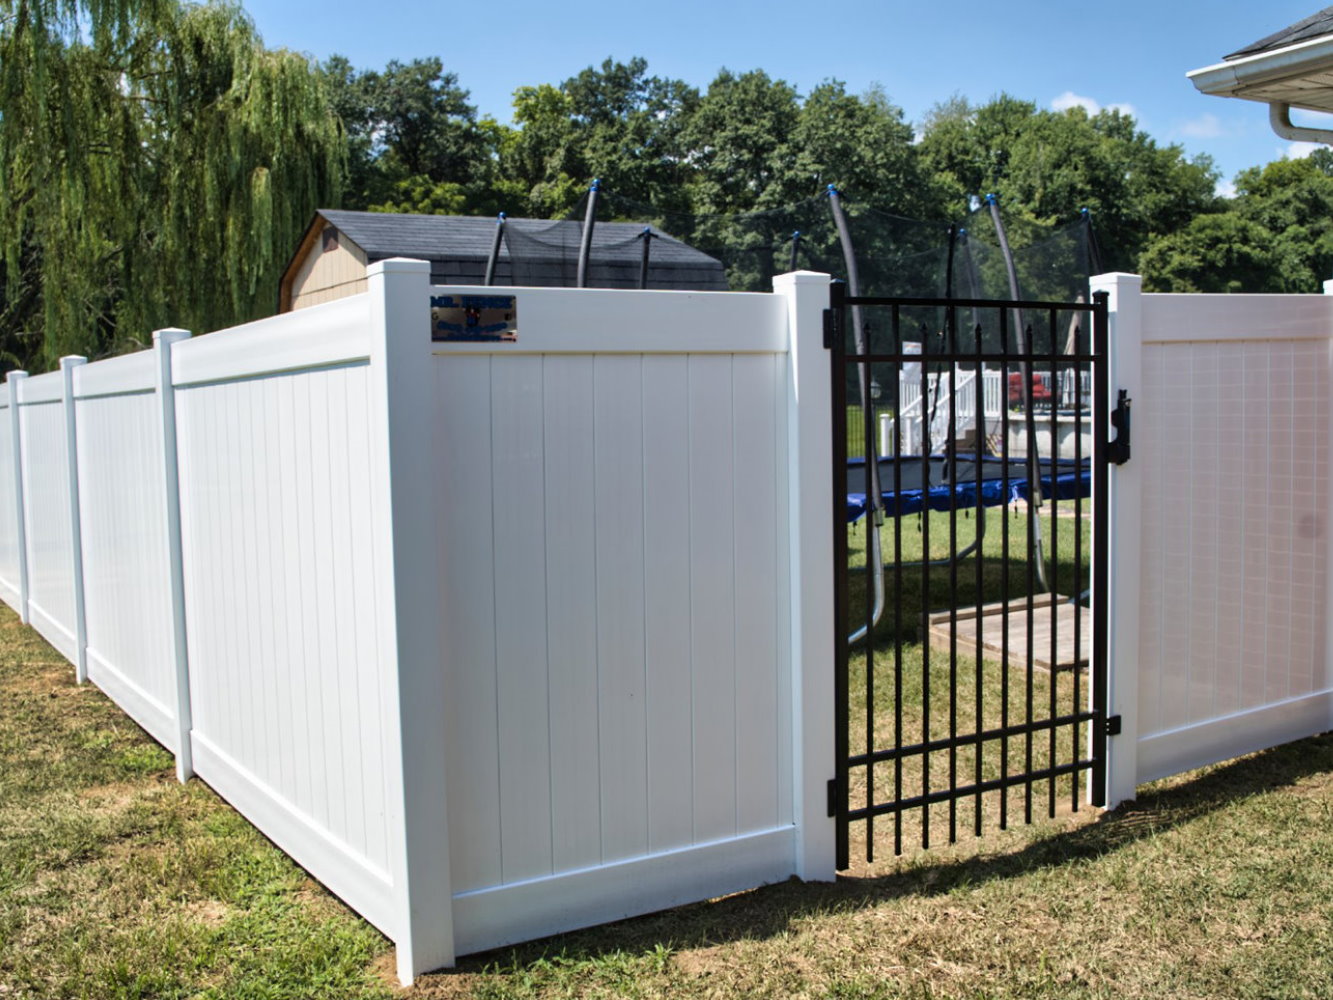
left=0, top=0, right=345, bottom=369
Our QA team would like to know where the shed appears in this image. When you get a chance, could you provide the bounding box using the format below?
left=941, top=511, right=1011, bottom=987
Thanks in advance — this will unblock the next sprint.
left=279, top=209, right=728, bottom=311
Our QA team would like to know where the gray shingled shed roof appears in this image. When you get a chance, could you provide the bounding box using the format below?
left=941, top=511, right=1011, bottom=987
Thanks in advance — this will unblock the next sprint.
left=307, top=209, right=728, bottom=291
left=1227, top=7, right=1333, bottom=60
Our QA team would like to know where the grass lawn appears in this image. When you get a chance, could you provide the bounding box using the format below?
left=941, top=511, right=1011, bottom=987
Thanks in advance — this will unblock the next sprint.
left=3, top=535, right=1333, bottom=998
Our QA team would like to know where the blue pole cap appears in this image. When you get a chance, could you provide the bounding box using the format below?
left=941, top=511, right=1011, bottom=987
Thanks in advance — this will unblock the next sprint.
left=590, top=178, right=601, bottom=191
left=984, top=193, right=999, bottom=206
left=497, top=212, right=506, bottom=223
left=827, top=184, right=839, bottom=197
left=1080, top=206, right=1090, bottom=217
left=792, top=230, right=801, bottom=239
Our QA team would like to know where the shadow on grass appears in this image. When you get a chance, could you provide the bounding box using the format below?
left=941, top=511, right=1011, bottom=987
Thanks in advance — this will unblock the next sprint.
left=451, top=731, right=1333, bottom=975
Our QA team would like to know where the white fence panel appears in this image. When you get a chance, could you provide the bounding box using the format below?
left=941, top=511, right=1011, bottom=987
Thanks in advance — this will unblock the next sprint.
left=430, top=285, right=801, bottom=956
left=0, top=269, right=837, bottom=983
left=170, top=295, right=401, bottom=936
left=17, top=372, right=78, bottom=663
left=1132, top=293, right=1333, bottom=783
left=73, top=352, right=179, bottom=751
left=0, top=393, right=19, bottom=610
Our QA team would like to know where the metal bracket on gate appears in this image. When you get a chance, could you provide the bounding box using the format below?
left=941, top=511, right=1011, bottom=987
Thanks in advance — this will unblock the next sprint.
left=1105, top=715, right=1122, bottom=737
left=1108, top=390, right=1132, bottom=465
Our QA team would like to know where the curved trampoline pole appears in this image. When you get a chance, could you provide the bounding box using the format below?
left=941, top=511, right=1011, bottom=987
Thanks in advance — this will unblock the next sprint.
left=1082, top=207, right=1105, bottom=278
left=576, top=179, right=600, bottom=289
left=484, top=212, right=506, bottom=286
left=828, top=185, right=885, bottom=646
left=986, top=192, right=1050, bottom=593
left=639, top=227, right=653, bottom=289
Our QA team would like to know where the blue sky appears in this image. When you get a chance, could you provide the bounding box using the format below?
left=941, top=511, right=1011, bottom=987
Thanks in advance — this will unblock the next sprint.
left=241, top=0, right=1333, bottom=195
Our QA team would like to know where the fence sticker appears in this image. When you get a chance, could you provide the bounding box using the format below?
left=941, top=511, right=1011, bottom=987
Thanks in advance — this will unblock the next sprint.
left=431, top=294, right=518, bottom=342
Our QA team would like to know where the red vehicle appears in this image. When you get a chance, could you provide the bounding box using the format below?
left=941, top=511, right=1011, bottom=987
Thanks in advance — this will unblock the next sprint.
left=1008, top=372, right=1052, bottom=406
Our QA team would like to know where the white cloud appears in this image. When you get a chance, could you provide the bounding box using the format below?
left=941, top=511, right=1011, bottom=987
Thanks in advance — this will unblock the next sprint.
left=1216, top=179, right=1237, bottom=199
left=1051, top=91, right=1136, bottom=118
left=1180, top=113, right=1224, bottom=139
left=1285, top=140, right=1323, bottom=159
left=1052, top=90, right=1098, bottom=114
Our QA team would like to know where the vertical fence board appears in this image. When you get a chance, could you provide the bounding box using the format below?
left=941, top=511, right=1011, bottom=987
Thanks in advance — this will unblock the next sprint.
left=542, top=355, right=602, bottom=873
left=490, top=356, right=554, bottom=883
left=592, top=355, right=649, bottom=863
left=732, top=353, right=782, bottom=833
left=437, top=356, right=502, bottom=893
left=641, top=355, right=695, bottom=852
left=687, top=355, right=737, bottom=844
left=21, top=396, right=78, bottom=660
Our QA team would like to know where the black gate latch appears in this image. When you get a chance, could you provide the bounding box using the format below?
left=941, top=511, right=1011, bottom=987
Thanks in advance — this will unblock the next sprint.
left=1108, top=390, right=1131, bottom=465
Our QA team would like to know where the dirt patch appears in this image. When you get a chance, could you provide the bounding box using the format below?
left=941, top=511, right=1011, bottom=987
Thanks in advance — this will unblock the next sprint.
left=182, top=899, right=231, bottom=928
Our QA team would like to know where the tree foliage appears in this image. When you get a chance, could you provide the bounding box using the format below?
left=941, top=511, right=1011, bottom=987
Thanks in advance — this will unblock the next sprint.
left=0, top=0, right=344, bottom=369
left=7, top=23, right=1331, bottom=369
left=1140, top=150, right=1333, bottom=293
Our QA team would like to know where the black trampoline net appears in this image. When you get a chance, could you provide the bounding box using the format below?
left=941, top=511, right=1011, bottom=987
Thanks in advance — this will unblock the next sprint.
left=498, top=187, right=1105, bottom=318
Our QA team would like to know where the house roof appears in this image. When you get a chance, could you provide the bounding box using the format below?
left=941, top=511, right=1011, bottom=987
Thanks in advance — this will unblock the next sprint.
left=1226, top=7, right=1333, bottom=60
left=279, top=209, right=729, bottom=306
left=315, top=209, right=716, bottom=268
left=1188, top=9, right=1333, bottom=115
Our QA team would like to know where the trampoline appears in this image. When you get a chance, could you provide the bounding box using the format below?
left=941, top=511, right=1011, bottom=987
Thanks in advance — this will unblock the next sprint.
left=845, top=454, right=1092, bottom=524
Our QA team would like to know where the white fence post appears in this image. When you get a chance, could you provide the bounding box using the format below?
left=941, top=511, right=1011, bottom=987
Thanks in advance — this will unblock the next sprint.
left=364, top=258, right=455, bottom=983
left=60, top=356, right=89, bottom=683
left=154, top=328, right=194, bottom=783
left=774, top=270, right=836, bottom=881
left=1325, top=282, right=1333, bottom=734
left=1092, top=273, right=1142, bottom=808
left=6, top=371, right=30, bottom=624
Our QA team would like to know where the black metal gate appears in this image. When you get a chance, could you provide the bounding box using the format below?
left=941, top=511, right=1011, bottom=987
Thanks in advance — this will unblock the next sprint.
left=829, top=284, right=1116, bottom=867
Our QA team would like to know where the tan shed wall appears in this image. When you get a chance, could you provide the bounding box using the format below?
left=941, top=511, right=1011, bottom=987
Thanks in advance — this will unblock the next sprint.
left=289, top=230, right=369, bottom=310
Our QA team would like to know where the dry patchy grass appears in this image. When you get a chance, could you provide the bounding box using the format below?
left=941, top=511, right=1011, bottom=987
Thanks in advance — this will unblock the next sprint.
left=2, top=564, right=1332, bottom=999
left=0, top=606, right=390, bottom=1000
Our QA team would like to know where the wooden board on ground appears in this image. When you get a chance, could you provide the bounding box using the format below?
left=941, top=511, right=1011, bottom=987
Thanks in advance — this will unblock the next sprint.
left=925, top=594, right=1090, bottom=672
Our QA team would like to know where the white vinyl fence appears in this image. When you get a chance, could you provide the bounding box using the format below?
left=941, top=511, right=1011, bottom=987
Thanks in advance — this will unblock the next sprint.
left=6, top=263, right=1333, bottom=981
left=0, top=263, right=836, bottom=985
left=1099, top=274, right=1333, bottom=805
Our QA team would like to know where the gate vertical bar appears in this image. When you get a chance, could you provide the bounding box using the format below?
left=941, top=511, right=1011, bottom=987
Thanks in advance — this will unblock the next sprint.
left=891, top=304, right=904, bottom=858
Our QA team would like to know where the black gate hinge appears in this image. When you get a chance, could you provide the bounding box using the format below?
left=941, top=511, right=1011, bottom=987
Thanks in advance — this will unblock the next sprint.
left=1105, top=714, right=1122, bottom=737
left=823, top=309, right=836, bottom=350
left=1108, top=390, right=1131, bottom=465
left=827, top=778, right=838, bottom=817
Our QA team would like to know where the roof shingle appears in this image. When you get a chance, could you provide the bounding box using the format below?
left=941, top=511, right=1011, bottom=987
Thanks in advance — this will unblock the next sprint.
left=1226, top=6, right=1333, bottom=60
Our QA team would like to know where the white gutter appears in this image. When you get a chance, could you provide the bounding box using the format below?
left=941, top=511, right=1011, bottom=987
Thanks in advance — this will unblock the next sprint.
left=1188, top=33, right=1333, bottom=145
left=1188, top=33, right=1333, bottom=102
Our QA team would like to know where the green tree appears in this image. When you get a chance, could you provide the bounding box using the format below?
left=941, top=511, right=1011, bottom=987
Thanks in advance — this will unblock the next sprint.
left=320, top=55, right=496, bottom=213
left=1141, top=151, right=1333, bottom=293
left=1138, top=212, right=1290, bottom=293
left=0, top=0, right=345, bottom=368
left=495, top=57, right=699, bottom=217
left=919, top=95, right=1219, bottom=271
